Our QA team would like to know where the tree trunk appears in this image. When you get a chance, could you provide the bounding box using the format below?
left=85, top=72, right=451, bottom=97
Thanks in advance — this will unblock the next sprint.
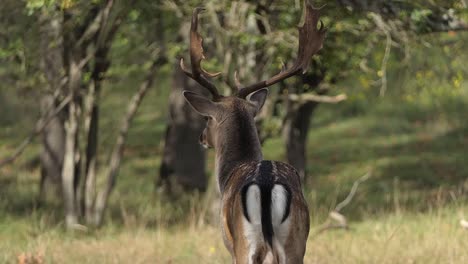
left=61, top=54, right=83, bottom=228
left=62, top=99, right=80, bottom=228
left=283, top=102, right=319, bottom=181
left=93, top=58, right=159, bottom=226
left=158, top=66, right=207, bottom=192
left=282, top=72, right=325, bottom=181
left=82, top=81, right=99, bottom=222
left=38, top=8, right=66, bottom=203
left=82, top=45, right=110, bottom=223
left=39, top=96, right=66, bottom=202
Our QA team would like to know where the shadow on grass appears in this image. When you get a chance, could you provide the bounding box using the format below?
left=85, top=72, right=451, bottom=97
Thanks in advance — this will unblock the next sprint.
left=306, top=107, right=468, bottom=221
left=0, top=174, right=63, bottom=227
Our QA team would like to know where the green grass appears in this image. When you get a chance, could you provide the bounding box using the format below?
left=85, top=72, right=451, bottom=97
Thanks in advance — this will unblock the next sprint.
left=1, top=51, right=468, bottom=262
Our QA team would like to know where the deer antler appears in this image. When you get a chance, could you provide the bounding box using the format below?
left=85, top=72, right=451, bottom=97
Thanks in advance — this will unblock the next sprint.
left=180, top=7, right=222, bottom=100
left=236, top=3, right=327, bottom=98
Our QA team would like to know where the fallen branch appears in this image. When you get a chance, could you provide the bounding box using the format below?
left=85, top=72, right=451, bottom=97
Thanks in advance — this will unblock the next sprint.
left=289, top=93, right=347, bottom=104
left=335, top=172, right=371, bottom=212
left=311, top=171, right=372, bottom=238
left=0, top=96, right=71, bottom=168
left=461, top=219, right=468, bottom=230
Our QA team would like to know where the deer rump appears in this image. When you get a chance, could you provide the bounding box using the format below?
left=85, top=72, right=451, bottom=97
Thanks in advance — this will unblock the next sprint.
left=240, top=167, right=292, bottom=263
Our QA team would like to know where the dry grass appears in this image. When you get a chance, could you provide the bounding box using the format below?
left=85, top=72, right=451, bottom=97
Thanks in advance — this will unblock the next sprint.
left=1, top=205, right=467, bottom=264
left=306, top=207, right=468, bottom=264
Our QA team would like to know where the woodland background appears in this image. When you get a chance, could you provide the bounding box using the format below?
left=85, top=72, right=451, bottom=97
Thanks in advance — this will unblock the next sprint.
left=0, top=0, right=467, bottom=263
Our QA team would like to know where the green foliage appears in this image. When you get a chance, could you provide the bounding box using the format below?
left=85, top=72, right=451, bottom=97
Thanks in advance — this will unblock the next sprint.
left=25, top=0, right=56, bottom=13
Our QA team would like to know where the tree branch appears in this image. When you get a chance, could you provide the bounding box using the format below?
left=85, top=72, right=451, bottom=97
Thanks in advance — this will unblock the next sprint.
left=369, top=13, right=393, bottom=97
left=311, top=171, right=372, bottom=238
left=422, top=24, right=468, bottom=34
left=289, top=93, right=347, bottom=104
left=335, top=172, right=372, bottom=212
left=0, top=96, right=71, bottom=168
left=75, top=0, right=115, bottom=48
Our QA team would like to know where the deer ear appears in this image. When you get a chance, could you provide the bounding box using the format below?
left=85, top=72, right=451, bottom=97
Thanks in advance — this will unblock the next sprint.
left=183, top=91, right=218, bottom=117
left=247, top=88, right=269, bottom=113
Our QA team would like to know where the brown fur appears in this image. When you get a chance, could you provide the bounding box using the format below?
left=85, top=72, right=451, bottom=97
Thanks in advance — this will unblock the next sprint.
left=221, top=161, right=309, bottom=264
left=185, top=95, right=310, bottom=263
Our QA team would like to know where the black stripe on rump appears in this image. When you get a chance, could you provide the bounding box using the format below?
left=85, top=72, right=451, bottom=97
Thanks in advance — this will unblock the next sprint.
left=258, top=161, right=274, bottom=247
left=240, top=161, right=276, bottom=247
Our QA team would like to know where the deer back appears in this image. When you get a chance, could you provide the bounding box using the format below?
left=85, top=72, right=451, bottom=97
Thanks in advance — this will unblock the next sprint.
left=221, top=160, right=310, bottom=264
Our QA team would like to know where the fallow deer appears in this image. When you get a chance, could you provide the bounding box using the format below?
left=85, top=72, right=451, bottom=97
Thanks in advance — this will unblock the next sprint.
left=180, top=3, right=326, bottom=264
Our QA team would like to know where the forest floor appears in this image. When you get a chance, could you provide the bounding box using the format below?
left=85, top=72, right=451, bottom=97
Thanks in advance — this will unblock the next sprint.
left=1, top=75, right=468, bottom=263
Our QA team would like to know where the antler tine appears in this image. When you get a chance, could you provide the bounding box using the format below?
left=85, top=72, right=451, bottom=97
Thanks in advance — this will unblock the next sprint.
left=237, top=3, right=327, bottom=98
left=180, top=7, right=222, bottom=99
left=234, top=71, right=242, bottom=90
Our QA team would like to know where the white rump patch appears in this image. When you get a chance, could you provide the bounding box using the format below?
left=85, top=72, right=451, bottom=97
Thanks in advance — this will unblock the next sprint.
left=243, top=184, right=291, bottom=264
left=271, top=184, right=288, bottom=226
left=243, top=185, right=262, bottom=263
left=271, top=185, right=290, bottom=263
left=245, top=185, right=262, bottom=224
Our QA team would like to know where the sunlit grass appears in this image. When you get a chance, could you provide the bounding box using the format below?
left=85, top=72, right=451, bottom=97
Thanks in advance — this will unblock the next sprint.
left=1, top=44, right=468, bottom=263
left=1, top=200, right=467, bottom=263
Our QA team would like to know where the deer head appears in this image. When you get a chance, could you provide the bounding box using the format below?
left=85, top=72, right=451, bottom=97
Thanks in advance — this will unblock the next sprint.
left=183, top=88, right=268, bottom=149
left=181, top=4, right=326, bottom=151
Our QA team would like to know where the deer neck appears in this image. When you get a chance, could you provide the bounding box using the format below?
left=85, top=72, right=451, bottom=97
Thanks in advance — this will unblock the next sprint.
left=214, top=112, right=263, bottom=192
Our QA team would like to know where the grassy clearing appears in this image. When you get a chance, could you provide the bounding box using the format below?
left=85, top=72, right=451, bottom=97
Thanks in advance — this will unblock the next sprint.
left=1, top=203, right=467, bottom=263
left=1, top=48, right=468, bottom=263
